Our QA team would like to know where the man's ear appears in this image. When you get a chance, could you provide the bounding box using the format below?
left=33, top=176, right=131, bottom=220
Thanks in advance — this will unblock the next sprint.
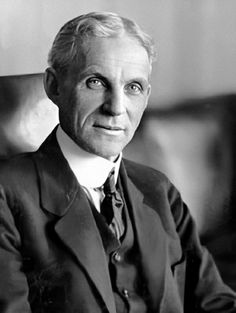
left=147, top=84, right=151, bottom=97
left=43, top=67, right=60, bottom=104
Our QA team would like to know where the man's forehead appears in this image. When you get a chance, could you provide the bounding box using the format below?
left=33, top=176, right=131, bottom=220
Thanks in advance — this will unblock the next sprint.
left=78, top=36, right=151, bottom=75
left=82, top=60, right=150, bottom=73
left=82, top=35, right=150, bottom=62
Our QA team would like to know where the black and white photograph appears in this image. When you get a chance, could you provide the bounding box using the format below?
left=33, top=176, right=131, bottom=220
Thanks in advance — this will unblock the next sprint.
left=0, top=1, right=236, bottom=312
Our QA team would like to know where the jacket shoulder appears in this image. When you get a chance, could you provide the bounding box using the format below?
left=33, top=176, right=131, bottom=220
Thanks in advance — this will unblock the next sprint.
left=123, top=158, right=184, bottom=231
left=123, top=158, right=171, bottom=188
left=0, top=152, right=39, bottom=202
left=0, top=152, right=36, bottom=180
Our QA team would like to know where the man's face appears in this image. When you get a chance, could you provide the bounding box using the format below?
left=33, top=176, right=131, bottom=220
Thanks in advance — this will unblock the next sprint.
left=56, top=35, right=151, bottom=160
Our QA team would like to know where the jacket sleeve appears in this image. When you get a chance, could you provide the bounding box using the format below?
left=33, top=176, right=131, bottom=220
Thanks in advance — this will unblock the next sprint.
left=168, top=182, right=236, bottom=312
left=0, top=185, right=31, bottom=313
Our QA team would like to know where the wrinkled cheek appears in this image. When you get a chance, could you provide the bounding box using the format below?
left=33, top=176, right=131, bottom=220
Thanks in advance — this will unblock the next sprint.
left=73, top=112, right=89, bottom=136
left=132, top=113, right=145, bottom=131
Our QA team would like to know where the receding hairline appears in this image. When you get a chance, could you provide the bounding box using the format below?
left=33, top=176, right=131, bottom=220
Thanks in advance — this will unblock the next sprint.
left=48, top=11, right=156, bottom=73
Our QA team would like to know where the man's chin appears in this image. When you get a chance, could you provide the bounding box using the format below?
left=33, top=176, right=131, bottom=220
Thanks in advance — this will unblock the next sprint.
left=90, top=145, right=123, bottom=161
left=95, top=150, right=120, bottom=161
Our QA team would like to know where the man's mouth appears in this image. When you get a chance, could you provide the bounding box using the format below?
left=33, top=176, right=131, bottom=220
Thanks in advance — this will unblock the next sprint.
left=94, top=124, right=124, bottom=131
left=93, top=124, right=125, bottom=133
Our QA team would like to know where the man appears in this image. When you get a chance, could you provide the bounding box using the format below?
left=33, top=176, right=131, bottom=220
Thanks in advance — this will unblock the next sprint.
left=0, top=12, right=235, bottom=313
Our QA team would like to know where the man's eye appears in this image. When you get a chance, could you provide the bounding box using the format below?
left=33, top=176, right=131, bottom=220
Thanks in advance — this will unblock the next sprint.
left=126, top=83, right=142, bottom=95
left=86, top=78, right=105, bottom=89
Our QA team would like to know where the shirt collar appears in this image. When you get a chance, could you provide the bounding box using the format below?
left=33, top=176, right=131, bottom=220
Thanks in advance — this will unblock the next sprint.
left=56, top=125, right=122, bottom=188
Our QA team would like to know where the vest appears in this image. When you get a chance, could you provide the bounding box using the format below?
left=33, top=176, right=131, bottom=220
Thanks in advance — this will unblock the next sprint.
left=91, top=177, right=149, bottom=313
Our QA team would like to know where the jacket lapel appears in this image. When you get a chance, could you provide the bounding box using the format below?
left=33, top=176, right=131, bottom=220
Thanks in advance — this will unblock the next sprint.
left=121, top=161, right=167, bottom=308
left=123, top=160, right=183, bottom=311
left=54, top=188, right=116, bottom=313
left=33, top=128, right=116, bottom=313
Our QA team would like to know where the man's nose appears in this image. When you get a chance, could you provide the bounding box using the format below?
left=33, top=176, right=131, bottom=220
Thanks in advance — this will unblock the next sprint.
left=103, top=90, right=126, bottom=115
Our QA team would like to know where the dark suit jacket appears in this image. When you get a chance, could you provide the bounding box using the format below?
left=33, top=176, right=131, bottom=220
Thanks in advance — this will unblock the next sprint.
left=0, top=128, right=235, bottom=313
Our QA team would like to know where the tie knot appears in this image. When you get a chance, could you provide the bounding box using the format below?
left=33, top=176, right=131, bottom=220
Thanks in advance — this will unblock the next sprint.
left=103, top=169, right=116, bottom=195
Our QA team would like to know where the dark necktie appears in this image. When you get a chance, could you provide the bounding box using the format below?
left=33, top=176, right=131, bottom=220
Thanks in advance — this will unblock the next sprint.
left=100, top=169, right=125, bottom=239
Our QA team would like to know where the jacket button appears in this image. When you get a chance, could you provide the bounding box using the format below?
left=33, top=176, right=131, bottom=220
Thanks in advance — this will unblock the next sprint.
left=122, top=289, right=129, bottom=298
left=113, top=252, right=121, bottom=262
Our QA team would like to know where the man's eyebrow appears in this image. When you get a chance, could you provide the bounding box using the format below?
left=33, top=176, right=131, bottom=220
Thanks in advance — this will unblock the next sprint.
left=78, top=71, right=107, bottom=83
left=80, top=66, right=103, bottom=77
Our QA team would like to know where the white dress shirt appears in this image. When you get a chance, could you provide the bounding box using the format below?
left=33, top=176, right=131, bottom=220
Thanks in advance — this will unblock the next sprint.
left=56, top=126, right=122, bottom=212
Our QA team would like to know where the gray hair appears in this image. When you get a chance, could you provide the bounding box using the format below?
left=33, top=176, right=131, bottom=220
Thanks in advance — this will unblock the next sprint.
left=48, top=11, right=156, bottom=73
